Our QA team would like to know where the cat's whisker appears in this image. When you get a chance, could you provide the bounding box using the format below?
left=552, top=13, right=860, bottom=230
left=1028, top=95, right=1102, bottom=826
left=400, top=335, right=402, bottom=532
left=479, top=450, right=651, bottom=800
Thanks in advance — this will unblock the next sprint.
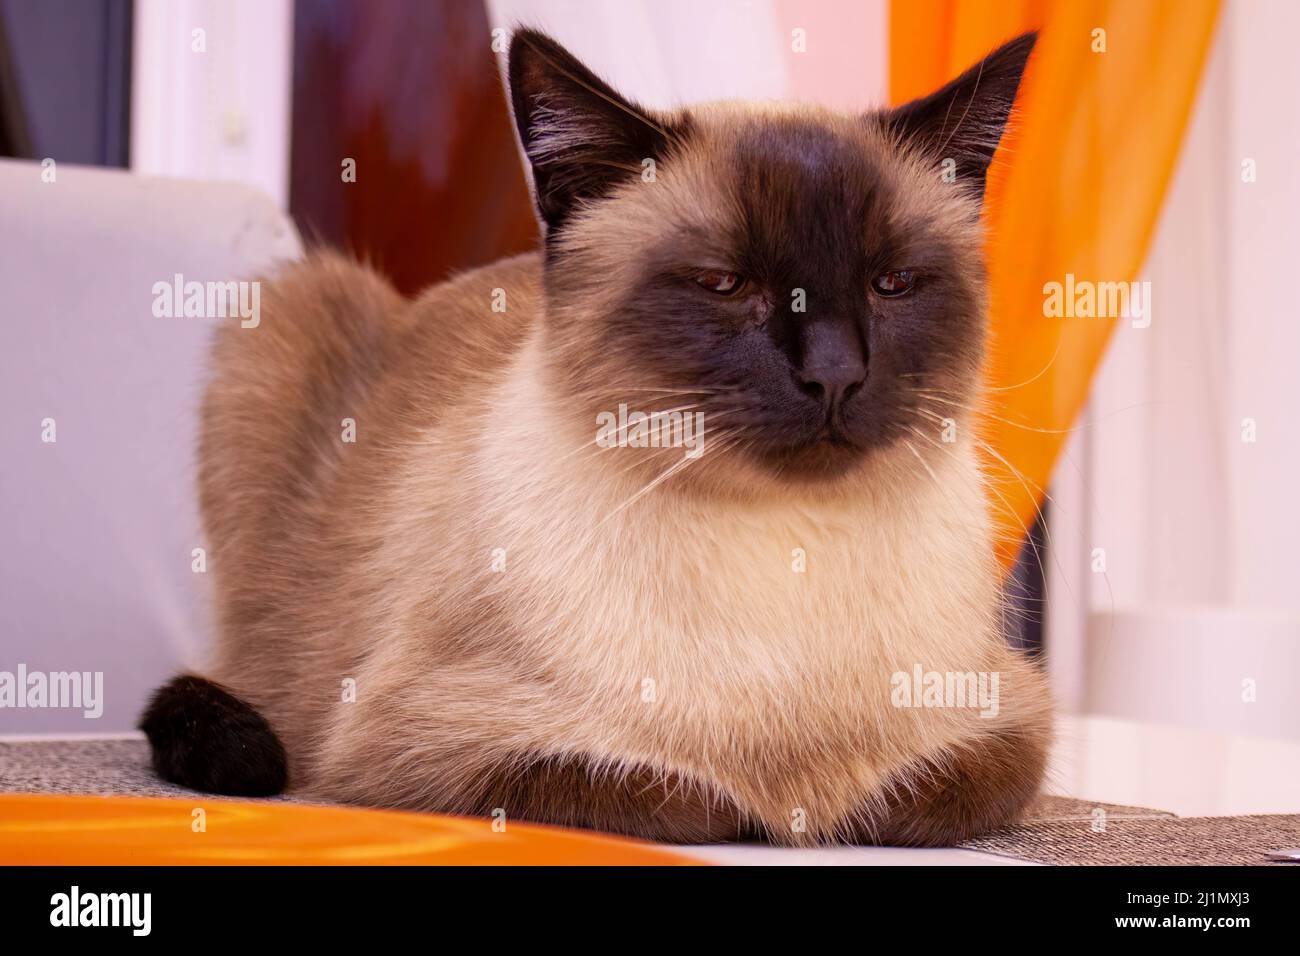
left=596, top=431, right=736, bottom=526
left=914, top=387, right=1167, bottom=440
left=910, top=402, right=1061, bottom=513
left=904, top=415, right=1059, bottom=628
left=901, top=439, right=948, bottom=507
left=983, top=337, right=1065, bottom=393
left=554, top=402, right=703, bottom=465
left=958, top=430, right=1090, bottom=620
left=566, top=406, right=749, bottom=474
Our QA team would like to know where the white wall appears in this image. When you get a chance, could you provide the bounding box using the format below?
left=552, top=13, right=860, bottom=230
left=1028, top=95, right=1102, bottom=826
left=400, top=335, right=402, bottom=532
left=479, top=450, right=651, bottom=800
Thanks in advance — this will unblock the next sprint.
left=485, top=0, right=887, bottom=110
left=131, top=0, right=295, bottom=207
left=1050, top=0, right=1300, bottom=740
left=1224, top=1, right=1300, bottom=608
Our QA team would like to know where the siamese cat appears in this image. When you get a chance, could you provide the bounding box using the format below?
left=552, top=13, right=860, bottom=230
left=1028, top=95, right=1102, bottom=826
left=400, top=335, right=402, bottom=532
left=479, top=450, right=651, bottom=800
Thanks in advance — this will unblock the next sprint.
left=142, top=27, right=1053, bottom=846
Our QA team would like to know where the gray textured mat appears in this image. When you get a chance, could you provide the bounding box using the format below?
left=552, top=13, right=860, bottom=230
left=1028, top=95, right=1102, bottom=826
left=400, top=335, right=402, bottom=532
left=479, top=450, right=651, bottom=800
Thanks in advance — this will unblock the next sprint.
left=3, top=738, right=1296, bottom=863
left=0, top=737, right=298, bottom=802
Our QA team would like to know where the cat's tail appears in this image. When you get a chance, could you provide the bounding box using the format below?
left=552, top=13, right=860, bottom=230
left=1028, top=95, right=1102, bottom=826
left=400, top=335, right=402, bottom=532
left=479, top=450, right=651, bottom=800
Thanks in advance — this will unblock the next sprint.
left=139, top=675, right=288, bottom=797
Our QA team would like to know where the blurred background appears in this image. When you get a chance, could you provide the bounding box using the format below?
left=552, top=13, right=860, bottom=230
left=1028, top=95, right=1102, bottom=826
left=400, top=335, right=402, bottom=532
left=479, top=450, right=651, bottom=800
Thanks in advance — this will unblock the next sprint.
left=1, top=0, right=1297, bottom=813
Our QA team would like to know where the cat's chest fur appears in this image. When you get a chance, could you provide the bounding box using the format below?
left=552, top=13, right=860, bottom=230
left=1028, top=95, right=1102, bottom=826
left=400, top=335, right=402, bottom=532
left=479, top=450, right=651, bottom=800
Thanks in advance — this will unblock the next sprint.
left=424, top=346, right=1001, bottom=775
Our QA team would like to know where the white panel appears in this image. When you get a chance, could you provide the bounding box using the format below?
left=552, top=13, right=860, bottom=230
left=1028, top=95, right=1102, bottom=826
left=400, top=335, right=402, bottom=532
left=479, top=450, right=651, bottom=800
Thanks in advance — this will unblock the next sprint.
left=1062, top=0, right=1300, bottom=738
left=131, top=0, right=294, bottom=207
left=1225, top=0, right=1300, bottom=607
left=486, top=0, right=792, bottom=107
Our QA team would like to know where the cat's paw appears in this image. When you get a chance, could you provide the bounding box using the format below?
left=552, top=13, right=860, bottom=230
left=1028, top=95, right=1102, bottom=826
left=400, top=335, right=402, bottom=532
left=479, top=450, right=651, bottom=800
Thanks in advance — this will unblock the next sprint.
left=851, top=724, right=1050, bottom=847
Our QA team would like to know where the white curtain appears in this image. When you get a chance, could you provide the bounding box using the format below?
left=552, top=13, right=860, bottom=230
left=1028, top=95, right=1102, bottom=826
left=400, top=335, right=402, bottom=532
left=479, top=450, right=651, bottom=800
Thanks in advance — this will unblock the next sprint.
left=1050, top=0, right=1300, bottom=740
left=485, top=0, right=887, bottom=109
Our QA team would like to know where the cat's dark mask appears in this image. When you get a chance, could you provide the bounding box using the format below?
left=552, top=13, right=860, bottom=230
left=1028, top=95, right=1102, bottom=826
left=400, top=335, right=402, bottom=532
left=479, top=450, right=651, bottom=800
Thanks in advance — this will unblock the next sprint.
left=508, top=28, right=1035, bottom=483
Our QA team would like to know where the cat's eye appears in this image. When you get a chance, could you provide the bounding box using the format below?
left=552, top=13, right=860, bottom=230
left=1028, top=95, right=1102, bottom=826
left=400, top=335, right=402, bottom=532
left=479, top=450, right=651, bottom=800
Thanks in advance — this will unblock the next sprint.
left=695, top=270, right=745, bottom=296
left=872, top=270, right=915, bottom=297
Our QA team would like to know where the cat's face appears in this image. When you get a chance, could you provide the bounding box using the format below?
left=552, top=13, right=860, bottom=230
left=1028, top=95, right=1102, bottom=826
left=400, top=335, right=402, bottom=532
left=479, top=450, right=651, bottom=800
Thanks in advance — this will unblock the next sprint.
left=509, top=29, right=1035, bottom=486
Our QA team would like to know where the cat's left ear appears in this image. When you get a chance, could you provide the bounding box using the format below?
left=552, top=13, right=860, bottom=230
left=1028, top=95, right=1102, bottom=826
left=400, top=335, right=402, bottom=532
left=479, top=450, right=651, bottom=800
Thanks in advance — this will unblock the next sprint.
left=508, top=28, right=679, bottom=234
left=883, top=32, right=1037, bottom=197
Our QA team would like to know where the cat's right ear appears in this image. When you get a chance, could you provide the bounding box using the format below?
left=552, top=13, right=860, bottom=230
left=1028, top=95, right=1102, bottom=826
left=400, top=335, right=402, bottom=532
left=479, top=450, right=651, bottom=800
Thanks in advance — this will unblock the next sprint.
left=508, top=28, right=678, bottom=234
left=882, top=31, right=1037, bottom=197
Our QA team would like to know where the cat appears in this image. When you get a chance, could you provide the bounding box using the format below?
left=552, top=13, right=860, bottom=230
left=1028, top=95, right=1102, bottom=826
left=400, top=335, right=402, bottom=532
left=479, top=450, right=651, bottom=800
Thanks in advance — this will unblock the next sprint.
left=142, top=27, right=1053, bottom=846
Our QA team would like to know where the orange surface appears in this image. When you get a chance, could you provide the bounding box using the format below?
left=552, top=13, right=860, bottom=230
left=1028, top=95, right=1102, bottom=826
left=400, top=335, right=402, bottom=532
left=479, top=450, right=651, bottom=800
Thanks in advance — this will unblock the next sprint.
left=890, top=0, right=1220, bottom=569
left=0, top=794, right=700, bottom=866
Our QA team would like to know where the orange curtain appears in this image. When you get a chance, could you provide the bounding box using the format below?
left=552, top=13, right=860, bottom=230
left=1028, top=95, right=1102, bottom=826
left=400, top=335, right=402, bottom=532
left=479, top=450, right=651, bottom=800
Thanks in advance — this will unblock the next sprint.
left=890, top=0, right=1220, bottom=569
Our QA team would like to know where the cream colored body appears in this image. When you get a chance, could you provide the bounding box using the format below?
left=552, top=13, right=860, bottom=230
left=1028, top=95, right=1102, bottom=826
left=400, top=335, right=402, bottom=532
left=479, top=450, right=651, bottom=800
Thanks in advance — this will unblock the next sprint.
left=188, top=26, right=1054, bottom=845
left=201, top=253, right=1049, bottom=844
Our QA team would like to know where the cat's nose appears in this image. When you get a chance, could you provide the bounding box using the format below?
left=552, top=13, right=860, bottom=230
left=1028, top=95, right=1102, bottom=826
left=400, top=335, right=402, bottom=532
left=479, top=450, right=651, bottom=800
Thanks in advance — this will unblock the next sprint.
left=796, top=363, right=866, bottom=416
left=795, top=323, right=866, bottom=417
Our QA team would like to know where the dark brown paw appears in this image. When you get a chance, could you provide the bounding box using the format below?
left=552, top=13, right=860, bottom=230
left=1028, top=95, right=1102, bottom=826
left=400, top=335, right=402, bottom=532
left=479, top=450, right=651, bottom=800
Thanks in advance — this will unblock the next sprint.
left=852, top=726, right=1050, bottom=847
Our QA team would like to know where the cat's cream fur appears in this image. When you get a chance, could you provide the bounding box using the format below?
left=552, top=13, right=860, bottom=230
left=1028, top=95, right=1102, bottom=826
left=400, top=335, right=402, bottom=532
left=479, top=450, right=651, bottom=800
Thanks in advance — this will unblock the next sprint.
left=187, top=29, right=1053, bottom=846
